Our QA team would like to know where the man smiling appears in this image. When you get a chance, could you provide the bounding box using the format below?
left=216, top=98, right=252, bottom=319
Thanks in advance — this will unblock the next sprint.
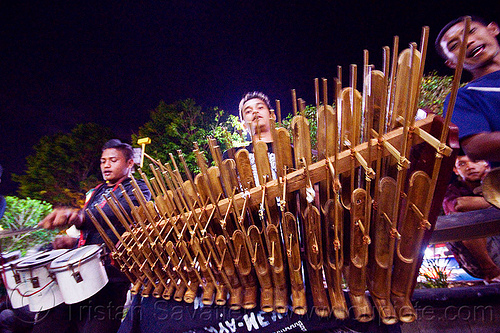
left=436, top=15, right=500, bottom=163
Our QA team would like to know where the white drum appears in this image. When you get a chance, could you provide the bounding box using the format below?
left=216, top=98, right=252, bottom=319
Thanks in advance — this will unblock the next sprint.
left=0, top=253, right=34, bottom=309
left=49, top=245, right=108, bottom=304
left=16, top=249, right=68, bottom=312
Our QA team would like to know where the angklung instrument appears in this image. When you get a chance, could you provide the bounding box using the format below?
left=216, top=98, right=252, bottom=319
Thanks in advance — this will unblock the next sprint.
left=87, top=19, right=470, bottom=324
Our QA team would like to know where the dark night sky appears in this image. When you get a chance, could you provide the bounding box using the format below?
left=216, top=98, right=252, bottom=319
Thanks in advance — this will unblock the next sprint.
left=1, top=1, right=499, bottom=195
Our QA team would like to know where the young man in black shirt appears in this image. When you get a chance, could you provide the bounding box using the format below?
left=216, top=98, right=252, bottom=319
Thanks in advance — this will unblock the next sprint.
left=35, top=139, right=151, bottom=333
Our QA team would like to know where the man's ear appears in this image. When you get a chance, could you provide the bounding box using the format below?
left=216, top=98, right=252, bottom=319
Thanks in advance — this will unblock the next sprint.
left=127, top=159, right=135, bottom=169
left=445, top=59, right=457, bottom=69
left=487, top=22, right=500, bottom=37
left=453, top=166, right=459, bottom=176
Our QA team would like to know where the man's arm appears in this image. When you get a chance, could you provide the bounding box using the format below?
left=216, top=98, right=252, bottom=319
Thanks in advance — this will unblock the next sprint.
left=462, top=133, right=500, bottom=162
left=455, top=196, right=492, bottom=212
left=38, top=207, right=83, bottom=229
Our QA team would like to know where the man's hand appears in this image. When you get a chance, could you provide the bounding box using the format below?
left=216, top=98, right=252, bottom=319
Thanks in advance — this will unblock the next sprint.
left=38, top=207, right=82, bottom=230
left=52, top=235, right=79, bottom=249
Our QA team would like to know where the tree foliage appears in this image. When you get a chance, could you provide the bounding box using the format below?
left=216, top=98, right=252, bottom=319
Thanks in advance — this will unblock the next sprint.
left=132, top=99, right=246, bottom=176
left=208, top=113, right=247, bottom=151
left=13, top=123, right=115, bottom=206
left=419, top=71, right=456, bottom=115
left=0, top=196, right=57, bottom=254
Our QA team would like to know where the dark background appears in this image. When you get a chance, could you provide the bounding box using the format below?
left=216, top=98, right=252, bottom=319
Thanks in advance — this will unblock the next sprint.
left=1, top=0, right=499, bottom=195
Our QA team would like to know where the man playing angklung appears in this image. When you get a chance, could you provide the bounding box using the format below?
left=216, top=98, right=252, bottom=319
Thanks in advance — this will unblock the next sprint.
left=223, top=91, right=278, bottom=183
left=35, top=139, right=150, bottom=333
left=436, top=15, right=500, bottom=163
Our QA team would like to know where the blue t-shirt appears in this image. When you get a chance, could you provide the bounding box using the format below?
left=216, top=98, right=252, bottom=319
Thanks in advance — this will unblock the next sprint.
left=444, top=70, right=500, bottom=141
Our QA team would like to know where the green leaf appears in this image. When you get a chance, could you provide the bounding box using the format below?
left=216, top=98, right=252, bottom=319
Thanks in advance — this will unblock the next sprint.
left=1, top=197, right=58, bottom=254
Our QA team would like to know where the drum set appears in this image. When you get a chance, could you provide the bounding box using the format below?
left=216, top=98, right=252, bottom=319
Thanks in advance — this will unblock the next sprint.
left=0, top=245, right=108, bottom=312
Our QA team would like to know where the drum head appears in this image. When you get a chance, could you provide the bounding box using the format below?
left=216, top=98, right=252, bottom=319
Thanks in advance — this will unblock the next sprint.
left=49, top=245, right=102, bottom=270
left=16, top=249, right=68, bottom=270
left=0, top=250, right=21, bottom=263
left=1, top=255, right=26, bottom=271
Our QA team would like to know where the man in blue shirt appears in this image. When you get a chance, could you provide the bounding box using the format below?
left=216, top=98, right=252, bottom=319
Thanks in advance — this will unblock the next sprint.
left=436, top=16, right=500, bottom=286
left=435, top=15, right=500, bottom=163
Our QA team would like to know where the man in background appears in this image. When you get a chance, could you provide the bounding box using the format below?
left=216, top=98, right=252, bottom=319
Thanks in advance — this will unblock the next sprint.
left=443, top=152, right=500, bottom=283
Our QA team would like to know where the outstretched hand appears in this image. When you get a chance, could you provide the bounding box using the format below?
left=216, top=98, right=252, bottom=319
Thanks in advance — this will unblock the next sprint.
left=38, top=207, right=82, bottom=230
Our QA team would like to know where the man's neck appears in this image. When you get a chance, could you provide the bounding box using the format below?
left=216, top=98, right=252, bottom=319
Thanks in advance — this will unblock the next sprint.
left=252, top=131, right=273, bottom=142
left=471, top=66, right=500, bottom=80
left=106, top=175, right=129, bottom=187
left=463, top=179, right=482, bottom=192
left=471, top=52, right=500, bottom=80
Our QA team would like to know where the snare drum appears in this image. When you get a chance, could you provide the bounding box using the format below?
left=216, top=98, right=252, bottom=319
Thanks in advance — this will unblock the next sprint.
left=0, top=252, right=34, bottom=309
left=49, top=245, right=108, bottom=304
left=16, top=249, right=68, bottom=312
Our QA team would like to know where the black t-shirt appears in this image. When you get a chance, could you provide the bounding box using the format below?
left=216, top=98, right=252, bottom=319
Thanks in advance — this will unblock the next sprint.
left=223, top=142, right=277, bottom=186
left=81, top=177, right=151, bottom=282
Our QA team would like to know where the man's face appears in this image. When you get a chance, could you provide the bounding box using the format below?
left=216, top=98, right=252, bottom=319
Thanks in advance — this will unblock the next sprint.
left=454, top=155, right=490, bottom=182
left=100, top=148, right=133, bottom=185
left=440, top=21, right=500, bottom=71
left=241, top=98, right=273, bottom=135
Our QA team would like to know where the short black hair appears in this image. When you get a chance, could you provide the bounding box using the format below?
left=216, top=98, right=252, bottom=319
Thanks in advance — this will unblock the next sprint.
left=238, top=91, right=271, bottom=121
left=102, top=139, right=134, bottom=161
left=435, top=15, right=490, bottom=59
